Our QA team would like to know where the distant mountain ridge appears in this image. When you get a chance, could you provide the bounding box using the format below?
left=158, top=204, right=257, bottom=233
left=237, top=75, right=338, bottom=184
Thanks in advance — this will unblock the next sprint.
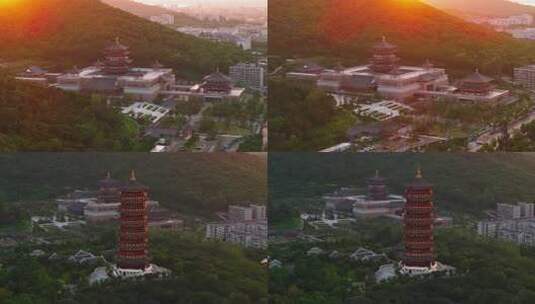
left=425, top=0, right=535, bottom=17
left=269, top=0, right=535, bottom=73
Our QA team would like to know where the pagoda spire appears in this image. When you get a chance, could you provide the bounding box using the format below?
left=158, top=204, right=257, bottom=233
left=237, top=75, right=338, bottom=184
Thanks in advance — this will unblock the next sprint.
left=106, top=171, right=111, bottom=179
left=416, top=165, right=422, bottom=179
left=130, top=169, right=136, bottom=181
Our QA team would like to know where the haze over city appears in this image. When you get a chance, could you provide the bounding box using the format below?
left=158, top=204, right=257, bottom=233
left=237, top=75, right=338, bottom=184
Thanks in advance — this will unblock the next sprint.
left=135, top=0, right=266, bottom=7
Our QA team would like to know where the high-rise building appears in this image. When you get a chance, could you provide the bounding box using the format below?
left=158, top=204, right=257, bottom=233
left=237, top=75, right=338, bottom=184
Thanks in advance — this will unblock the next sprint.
left=117, top=170, right=150, bottom=271
left=514, top=65, right=535, bottom=90
left=401, top=168, right=436, bottom=274
left=229, top=63, right=265, bottom=91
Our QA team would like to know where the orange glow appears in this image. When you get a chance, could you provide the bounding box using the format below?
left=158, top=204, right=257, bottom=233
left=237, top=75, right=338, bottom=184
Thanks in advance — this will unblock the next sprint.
left=0, top=0, right=23, bottom=7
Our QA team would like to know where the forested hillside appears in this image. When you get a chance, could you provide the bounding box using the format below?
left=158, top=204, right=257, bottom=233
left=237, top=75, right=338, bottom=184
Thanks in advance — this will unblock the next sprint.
left=0, top=153, right=267, bottom=217
left=269, top=0, right=535, bottom=74
left=269, top=153, right=535, bottom=223
left=0, top=0, right=250, bottom=78
left=0, top=75, right=146, bottom=152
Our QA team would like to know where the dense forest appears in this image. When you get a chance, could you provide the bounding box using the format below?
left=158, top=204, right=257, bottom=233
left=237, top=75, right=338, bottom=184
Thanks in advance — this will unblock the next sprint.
left=0, top=231, right=268, bottom=304
left=268, top=0, right=535, bottom=74
left=0, top=0, right=250, bottom=79
left=0, top=153, right=267, bottom=217
left=269, top=153, right=535, bottom=224
left=0, top=75, right=150, bottom=151
left=270, top=225, right=535, bottom=304
left=269, top=79, right=356, bottom=151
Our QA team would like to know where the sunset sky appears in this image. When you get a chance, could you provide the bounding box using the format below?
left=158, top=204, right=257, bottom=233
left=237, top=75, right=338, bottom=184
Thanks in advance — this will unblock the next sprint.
left=136, top=0, right=266, bottom=7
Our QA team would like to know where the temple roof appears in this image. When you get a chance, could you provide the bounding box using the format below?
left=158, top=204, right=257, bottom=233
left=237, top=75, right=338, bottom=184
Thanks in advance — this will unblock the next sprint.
left=203, top=71, right=232, bottom=83
left=461, top=69, right=494, bottom=84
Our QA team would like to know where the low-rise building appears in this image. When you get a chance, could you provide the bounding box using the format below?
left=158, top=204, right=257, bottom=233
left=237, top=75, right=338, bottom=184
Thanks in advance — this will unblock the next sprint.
left=206, top=204, right=267, bottom=249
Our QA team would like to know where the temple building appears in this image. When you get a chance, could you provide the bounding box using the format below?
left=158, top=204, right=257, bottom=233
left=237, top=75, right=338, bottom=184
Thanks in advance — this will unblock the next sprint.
left=54, top=38, right=175, bottom=101
left=450, top=69, right=509, bottom=103
left=178, top=70, right=246, bottom=102
left=323, top=171, right=405, bottom=218
left=84, top=172, right=121, bottom=223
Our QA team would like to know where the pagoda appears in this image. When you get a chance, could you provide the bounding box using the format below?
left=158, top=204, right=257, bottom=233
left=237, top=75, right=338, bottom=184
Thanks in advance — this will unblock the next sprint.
left=200, top=70, right=233, bottom=94
left=369, top=36, right=400, bottom=74
left=367, top=170, right=388, bottom=201
left=457, top=69, right=494, bottom=95
left=102, top=37, right=133, bottom=75
left=97, top=171, right=122, bottom=204
left=401, top=167, right=435, bottom=270
left=117, top=170, right=150, bottom=271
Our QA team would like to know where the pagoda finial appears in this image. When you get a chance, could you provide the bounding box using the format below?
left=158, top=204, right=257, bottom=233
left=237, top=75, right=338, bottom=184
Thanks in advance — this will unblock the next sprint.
left=130, top=169, right=136, bottom=181
left=416, top=165, right=423, bottom=179
left=375, top=169, right=379, bottom=178
left=106, top=171, right=111, bottom=179
left=115, top=36, right=120, bottom=45
left=382, top=35, right=387, bottom=43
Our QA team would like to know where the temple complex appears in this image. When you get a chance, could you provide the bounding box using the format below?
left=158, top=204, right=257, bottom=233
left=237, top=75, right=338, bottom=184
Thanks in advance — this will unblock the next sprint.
left=54, top=38, right=175, bottom=101
left=289, top=36, right=509, bottom=104
left=17, top=38, right=246, bottom=104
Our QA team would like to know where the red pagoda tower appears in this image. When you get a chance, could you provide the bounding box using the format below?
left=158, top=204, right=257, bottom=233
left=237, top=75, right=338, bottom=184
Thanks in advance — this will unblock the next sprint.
left=402, top=168, right=435, bottom=269
left=117, top=170, right=150, bottom=270
left=102, top=37, right=133, bottom=75
left=370, top=36, right=400, bottom=74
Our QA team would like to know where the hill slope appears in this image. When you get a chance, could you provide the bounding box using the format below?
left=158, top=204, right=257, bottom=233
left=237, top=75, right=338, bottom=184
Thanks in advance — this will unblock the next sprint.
left=0, top=0, right=249, bottom=78
left=425, top=0, right=535, bottom=17
left=269, top=0, right=535, bottom=73
left=0, top=153, right=267, bottom=217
